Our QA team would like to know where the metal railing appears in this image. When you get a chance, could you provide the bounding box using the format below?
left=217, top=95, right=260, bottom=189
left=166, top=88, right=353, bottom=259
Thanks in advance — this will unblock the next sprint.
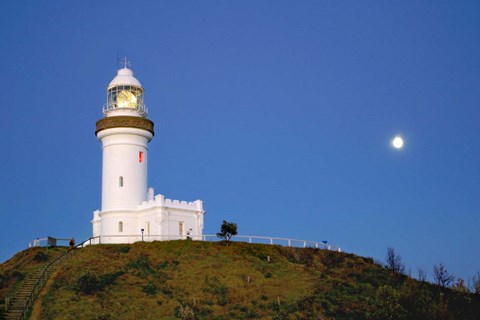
left=82, top=234, right=341, bottom=252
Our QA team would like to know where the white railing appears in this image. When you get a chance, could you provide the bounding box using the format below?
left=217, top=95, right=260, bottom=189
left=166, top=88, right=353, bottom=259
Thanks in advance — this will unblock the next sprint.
left=83, top=234, right=341, bottom=252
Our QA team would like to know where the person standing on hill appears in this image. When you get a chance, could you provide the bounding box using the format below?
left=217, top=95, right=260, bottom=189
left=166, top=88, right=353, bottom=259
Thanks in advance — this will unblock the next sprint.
left=69, top=238, right=75, bottom=251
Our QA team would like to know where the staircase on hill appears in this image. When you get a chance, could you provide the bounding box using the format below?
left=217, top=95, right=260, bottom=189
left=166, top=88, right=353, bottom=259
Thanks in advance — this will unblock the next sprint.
left=2, top=248, right=74, bottom=320
left=3, top=267, right=49, bottom=320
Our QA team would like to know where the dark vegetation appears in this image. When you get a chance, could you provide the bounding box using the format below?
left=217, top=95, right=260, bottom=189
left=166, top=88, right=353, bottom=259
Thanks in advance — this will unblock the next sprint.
left=216, top=220, right=238, bottom=242
left=1, top=242, right=479, bottom=319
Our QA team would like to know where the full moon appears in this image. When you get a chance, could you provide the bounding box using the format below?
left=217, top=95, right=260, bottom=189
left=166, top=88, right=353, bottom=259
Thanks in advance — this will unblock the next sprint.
left=392, top=136, right=404, bottom=149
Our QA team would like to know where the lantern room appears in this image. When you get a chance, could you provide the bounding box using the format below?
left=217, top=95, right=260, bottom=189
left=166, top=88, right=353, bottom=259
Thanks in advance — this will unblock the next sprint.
left=103, top=67, right=147, bottom=117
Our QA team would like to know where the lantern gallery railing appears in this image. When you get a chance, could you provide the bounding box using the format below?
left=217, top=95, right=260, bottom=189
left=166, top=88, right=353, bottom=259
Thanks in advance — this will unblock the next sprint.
left=102, top=103, right=148, bottom=116
left=81, top=234, right=341, bottom=252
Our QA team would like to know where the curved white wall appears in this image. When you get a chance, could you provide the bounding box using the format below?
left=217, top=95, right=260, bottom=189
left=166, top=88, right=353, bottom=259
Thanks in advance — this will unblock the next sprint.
left=100, top=210, right=140, bottom=243
left=97, top=127, right=153, bottom=211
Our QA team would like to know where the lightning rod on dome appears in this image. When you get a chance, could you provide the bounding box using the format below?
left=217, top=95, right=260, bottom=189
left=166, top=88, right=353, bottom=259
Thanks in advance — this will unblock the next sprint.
left=116, top=55, right=131, bottom=69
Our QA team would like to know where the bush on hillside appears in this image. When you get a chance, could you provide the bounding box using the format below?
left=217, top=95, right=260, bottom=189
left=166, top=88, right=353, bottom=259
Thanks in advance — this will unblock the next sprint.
left=33, top=251, right=48, bottom=262
left=126, top=255, right=155, bottom=278
left=76, top=271, right=124, bottom=295
left=11, top=270, right=24, bottom=281
left=143, top=283, right=158, bottom=296
left=0, top=274, right=7, bottom=289
left=76, top=272, right=102, bottom=295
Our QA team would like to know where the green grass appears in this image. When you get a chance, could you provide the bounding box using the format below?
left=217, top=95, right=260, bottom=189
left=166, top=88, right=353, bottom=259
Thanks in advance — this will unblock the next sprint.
left=2, top=241, right=480, bottom=319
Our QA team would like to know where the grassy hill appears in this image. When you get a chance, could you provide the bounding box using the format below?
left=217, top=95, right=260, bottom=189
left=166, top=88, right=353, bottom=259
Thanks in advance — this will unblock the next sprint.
left=1, top=240, right=479, bottom=320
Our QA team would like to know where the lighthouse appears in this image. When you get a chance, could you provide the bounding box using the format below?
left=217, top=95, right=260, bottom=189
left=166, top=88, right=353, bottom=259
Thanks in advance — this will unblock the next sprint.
left=92, top=63, right=204, bottom=244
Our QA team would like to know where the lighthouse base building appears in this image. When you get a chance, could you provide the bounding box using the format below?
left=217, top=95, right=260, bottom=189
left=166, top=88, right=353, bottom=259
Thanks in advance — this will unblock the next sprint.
left=92, top=191, right=204, bottom=243
left=91, top=64, right=204, bottom=244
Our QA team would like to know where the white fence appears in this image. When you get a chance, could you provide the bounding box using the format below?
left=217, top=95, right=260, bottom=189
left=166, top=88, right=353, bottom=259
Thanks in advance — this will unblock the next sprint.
left=80, top=234, right=341, bottom=252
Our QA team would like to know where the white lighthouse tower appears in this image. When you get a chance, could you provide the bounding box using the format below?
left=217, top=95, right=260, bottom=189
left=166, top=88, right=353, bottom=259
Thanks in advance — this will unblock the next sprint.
left=92, top=63, right=204, bottom=243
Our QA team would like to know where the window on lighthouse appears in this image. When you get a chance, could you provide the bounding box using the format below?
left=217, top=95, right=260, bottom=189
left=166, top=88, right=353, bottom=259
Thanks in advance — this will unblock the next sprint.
left=179, top=222, right=185, bottom=236
left=139, top=151, right=144, bottom=163
left=118, top=221, right=123, bottom=233
left=119, top=176, right=124, bottom=187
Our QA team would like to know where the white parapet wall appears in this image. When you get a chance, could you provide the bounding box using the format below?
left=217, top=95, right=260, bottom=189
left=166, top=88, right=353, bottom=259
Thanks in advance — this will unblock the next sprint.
left=92, top=192, right=204, bottom=244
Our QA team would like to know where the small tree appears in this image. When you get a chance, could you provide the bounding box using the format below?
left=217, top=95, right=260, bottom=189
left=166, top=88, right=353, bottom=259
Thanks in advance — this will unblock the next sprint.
left=472, top=271, right=480, bottom=294
left=369, top=285, right=407, bottom=320
left=417, top=269, right=427, bottom=282
left=452, top=278, right=469, bottom=293
left=216, top=220, right=237, bottom=242
left=433, top=263, right=454, bottom=288
left=385, top=247, right=405, bottom=274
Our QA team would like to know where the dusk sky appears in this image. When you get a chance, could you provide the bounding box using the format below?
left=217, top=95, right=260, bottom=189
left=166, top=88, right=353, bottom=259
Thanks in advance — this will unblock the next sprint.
left=1, top=1, right=479, bottom=283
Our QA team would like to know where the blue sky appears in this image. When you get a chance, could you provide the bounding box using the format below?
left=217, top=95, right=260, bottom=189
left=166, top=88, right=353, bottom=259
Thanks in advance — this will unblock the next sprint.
left=1, top=1, right=479, bottom=283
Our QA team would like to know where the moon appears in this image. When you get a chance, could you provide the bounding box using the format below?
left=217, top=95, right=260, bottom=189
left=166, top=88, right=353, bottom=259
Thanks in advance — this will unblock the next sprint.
left=392, top=136, right=404, bottom=149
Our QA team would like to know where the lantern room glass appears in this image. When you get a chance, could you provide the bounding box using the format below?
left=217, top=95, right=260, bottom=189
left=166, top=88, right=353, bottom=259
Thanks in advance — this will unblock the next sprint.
left=105, top=85, right=146, bottom=116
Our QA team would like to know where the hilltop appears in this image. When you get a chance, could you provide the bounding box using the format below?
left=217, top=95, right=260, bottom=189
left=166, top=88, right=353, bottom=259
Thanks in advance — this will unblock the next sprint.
left=1, top=241, right=479, bottom=320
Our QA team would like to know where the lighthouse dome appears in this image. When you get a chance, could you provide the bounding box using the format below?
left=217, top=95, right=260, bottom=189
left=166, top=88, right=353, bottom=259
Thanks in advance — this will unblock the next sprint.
left=108, top=67, right=142, bottom=89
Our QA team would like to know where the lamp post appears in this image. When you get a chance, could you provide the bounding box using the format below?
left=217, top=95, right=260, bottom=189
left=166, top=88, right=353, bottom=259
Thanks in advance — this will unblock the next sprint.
left=141, top=228, right=144, bottom=242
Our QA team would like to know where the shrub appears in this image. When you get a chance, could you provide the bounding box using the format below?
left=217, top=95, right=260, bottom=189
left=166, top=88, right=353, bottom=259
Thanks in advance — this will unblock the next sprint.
left=321, top=251, right=346, bottom=268
left=367, top=285, right=407, bottom=320
left=0, top=273, right=7, bottom=289
left=126, top=255, right=154, bottom=278
left=156, top=261, right=169, bottom=270
left=76, top=272, right=102, bottom=295
left=143, top=283, right=158, bottom=296
left=116, top=246, right=131, bottom=254
left=76, top=271, right=123, bottom=295
left=241, top=244, right=270, bottom=260
left=280, top=247, right=316, bottom=266
left=33, top=251, right=48, bottom=262
left=12, top=270, right=25, bottom=281
left=100, top=271, right=124, bottom=286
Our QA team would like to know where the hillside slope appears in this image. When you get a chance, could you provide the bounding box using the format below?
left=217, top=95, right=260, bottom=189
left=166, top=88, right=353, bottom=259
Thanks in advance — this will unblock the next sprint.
left=0, top=247, right=67, bottom=318
left=2, top=241, right=480, bottom=320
